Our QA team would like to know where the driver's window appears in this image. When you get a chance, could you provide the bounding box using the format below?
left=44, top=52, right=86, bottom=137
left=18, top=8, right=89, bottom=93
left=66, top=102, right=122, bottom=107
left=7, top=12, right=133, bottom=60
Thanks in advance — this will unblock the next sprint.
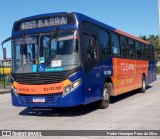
left=51, top=41, right=57, bottom=58
left=83, top=33, right=99, bottom=72
left=83, top=33, right=98, bottom=60
left=41, top=35, right=51, bottom=65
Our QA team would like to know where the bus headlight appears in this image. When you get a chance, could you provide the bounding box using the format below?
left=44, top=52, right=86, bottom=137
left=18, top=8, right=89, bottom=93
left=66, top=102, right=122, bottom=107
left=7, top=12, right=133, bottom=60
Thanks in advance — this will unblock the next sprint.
left=11, top=85, right=18, bottom=96
left=63, top=85, right=72, bottom=94
left=72, top=79, right=81, bottom=89
left=63, top=78, right=81, bottom=96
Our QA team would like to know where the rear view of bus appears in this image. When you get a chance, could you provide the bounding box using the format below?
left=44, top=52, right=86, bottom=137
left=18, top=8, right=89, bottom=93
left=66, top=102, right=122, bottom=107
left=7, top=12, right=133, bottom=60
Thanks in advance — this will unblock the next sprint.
left=11, top=13, right=84, bottom=107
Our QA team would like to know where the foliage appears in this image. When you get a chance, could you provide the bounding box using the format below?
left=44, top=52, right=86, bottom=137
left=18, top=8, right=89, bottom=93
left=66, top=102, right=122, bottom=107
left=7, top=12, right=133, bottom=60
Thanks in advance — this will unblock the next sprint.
left=0, top=75, right=10, bottom=85
left=139, top=35, right=160, bottom=49
left=157, top=65, right=160, bottom=74
left=139, top=35, right=160, bottom=60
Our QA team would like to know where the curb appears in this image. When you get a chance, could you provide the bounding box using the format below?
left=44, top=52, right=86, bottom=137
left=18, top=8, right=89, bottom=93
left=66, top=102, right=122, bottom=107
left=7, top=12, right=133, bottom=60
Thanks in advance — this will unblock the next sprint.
left=0, top=90, right=10, bottom=94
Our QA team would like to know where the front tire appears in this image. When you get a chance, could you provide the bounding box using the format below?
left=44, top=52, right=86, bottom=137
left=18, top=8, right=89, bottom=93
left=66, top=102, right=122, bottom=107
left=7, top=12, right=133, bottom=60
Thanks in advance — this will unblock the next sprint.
left=99, top=82, right=112, bottom=109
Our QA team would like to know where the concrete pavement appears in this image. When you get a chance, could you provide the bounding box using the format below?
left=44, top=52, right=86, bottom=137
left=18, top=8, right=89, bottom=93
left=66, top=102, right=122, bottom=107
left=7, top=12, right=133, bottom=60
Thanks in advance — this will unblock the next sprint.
left=0, top=76, right=160, bottom=139
left=0, top=85, right=10, bottom=93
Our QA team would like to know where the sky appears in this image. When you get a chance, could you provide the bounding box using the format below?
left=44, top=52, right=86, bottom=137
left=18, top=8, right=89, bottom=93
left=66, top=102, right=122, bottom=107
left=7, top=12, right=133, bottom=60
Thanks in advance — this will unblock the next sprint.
left=0, top=0, right=158, bottom=59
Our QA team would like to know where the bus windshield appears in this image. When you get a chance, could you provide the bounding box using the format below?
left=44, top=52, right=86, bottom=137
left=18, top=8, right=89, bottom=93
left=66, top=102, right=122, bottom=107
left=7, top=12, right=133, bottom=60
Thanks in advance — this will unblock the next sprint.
left=12, top=30, right=80, bottom=73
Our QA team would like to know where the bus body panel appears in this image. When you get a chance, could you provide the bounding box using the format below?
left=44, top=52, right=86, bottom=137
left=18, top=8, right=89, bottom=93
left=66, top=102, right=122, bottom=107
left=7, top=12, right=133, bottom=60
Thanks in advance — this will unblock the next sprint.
left=83, top=57, right=113, bottom=104
left=11, top=85, right=84, bottom=107
left=112, top=58, right=148, bottom=96
left=147, top=61, right=157, bottom=84
left=83, top=66, right=102, bottom=104
left=11, top=69, right=85, bottom=107
left=10, top=12, right=156, bottom=108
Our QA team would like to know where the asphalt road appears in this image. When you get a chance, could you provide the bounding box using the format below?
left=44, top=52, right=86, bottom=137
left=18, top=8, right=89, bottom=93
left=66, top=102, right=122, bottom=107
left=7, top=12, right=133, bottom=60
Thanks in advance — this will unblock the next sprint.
left=0, top=76, right=160, bottom=139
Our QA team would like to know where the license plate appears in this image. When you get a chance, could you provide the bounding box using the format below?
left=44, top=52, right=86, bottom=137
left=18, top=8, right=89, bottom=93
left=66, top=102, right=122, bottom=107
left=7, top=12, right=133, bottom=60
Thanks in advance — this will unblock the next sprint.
left=33, top=98, right=45, bottom=103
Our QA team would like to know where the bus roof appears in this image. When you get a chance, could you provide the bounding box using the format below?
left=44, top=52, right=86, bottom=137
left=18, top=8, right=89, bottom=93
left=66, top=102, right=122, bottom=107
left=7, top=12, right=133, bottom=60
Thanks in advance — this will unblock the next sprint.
left=15, top=12, right=150, bottom=45
left=73, top=12, right=150, bottom=45
left=16, top=12, right=68, bottom=22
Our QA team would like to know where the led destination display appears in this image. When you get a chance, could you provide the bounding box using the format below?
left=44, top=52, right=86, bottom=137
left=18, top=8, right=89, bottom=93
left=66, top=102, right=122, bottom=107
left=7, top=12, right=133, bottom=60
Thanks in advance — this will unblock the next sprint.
left=20, top=17, right=67, bottom=30
left=14, top=14, right=76, bottom=31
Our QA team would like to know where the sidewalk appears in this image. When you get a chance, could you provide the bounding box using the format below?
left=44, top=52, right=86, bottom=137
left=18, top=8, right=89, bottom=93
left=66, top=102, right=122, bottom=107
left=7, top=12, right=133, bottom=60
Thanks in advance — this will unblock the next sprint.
left=0, top=85, right=10, bottom=94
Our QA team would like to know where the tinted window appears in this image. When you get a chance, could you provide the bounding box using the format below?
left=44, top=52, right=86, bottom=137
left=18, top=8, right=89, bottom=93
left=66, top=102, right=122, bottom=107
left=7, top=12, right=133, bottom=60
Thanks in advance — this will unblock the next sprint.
left=83, top=33, right=90, bottom=59
left=150, top=45, right=155, bottom=60
left=112, top=34, right=120, bottom=56
left=141, top=44, right=146, bottom=59
left=129, top=40, right=135, bottom=58
left=82, top=22, right=99, bottom=36
left=146, top=45, right=150, bottom=59
left=121, top=37, right=129, bottom=57
left=83, top=33, right=98, bottom=60
left=83, top=32, right=99, bottom=72
left=99, top=30, right=110, bottom=55
left=136, top=42, right=141, bottom=59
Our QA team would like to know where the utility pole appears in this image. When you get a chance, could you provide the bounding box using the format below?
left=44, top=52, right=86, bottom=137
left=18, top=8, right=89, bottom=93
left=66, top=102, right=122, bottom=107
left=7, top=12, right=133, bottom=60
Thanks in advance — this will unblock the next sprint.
left=158, top=0, right=160, bottom=60
left=158, top=0, right=160, bottom=42
left=1, top=47, right=5, bottom=89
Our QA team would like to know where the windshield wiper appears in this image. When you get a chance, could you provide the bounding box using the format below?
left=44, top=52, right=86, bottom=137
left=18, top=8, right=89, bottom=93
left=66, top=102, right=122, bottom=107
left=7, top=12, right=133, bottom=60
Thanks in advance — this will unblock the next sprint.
left=44, top=28, right=59, bottom=48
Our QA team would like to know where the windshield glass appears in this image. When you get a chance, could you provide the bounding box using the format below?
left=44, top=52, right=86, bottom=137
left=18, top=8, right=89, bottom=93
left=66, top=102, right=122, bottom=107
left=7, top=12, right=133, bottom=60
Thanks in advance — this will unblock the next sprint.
left=12, top=30, right=80, bottom=73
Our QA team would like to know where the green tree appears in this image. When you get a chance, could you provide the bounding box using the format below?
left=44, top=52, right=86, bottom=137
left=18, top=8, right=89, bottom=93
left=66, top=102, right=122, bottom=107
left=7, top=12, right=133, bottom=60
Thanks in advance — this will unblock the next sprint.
left=139, top=35, right=160, bottom=60
left=139, top=35, right=147, bottom=41
left=139, top=35, right=160, bottom=49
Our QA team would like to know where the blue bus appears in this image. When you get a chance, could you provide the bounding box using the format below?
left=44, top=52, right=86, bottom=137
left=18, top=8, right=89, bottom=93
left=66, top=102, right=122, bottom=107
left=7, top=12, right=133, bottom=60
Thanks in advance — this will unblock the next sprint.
left=2, top=12, right=156, bottom=109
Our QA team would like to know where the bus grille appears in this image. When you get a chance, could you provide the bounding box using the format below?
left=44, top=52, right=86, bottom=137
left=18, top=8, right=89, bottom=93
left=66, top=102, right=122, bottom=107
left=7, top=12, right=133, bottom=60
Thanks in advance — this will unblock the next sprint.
left=11, top=72, right=70, bottom=85
left=19, top=95, right=60, bottom=104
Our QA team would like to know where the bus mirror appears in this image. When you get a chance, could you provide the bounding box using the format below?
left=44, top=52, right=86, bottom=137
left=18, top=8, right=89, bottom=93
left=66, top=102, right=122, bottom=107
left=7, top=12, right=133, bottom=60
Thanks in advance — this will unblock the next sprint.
left=1, top=37, right=12, bottom=46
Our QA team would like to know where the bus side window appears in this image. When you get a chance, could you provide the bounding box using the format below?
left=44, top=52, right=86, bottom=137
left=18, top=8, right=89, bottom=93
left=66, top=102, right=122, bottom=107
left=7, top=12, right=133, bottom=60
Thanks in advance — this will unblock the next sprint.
left=83, top=33, right=98, bottom=60
left=87, top=35, right=98, bottom=60
left=99, top=30, right=111, bottom=55
left=136, top=42, right=141, bottom=59
left=141, top=44, right=146, bottom=59
left=146, top=45, right=150, bottom=60
left=150, top=45, right=155, bottom=60
left=112, top=34, right=120, bottom=57
left=129, top=40, right=135, bottom=58
left=83, top=33, right=90, bottom=59
left=121, top=37, right=129, bottom=58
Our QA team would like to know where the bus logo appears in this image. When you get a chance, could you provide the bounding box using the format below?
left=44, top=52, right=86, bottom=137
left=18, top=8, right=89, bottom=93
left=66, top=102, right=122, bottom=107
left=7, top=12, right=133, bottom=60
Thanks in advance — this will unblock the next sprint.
left=121, top=63, right=135, bottom=71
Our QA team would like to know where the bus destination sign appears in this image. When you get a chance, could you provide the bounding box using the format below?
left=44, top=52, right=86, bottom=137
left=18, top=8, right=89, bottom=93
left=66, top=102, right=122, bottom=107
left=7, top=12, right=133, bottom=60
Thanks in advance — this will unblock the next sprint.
left=20, top=17, right=67, bottom=30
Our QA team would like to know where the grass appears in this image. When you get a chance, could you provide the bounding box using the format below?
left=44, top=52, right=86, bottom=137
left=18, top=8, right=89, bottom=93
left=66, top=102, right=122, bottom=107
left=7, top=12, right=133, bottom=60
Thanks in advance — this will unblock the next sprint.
left=0, top=80, right=10, bottom=85
left=157, top=67, right=160, bottom=75
left=0, top=76, right=10, bottom=85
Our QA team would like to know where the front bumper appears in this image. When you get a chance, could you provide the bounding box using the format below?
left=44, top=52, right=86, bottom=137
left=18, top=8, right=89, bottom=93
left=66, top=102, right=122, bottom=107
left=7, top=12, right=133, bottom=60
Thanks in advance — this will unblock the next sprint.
left=11, top=85, right=84, bottom=107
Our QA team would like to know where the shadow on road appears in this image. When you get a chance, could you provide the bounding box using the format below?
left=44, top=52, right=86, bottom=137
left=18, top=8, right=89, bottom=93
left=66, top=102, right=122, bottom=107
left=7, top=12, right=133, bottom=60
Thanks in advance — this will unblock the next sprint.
left=19, top=103, right=100, bottom=117
left=19, top=85, right=152, bottom=117
left=110, top=85, right=152, bottom=104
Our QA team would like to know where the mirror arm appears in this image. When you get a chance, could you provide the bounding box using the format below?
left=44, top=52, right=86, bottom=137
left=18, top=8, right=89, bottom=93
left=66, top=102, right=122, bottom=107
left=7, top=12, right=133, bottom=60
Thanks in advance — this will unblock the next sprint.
left=1, top=37, right=12, bottom=46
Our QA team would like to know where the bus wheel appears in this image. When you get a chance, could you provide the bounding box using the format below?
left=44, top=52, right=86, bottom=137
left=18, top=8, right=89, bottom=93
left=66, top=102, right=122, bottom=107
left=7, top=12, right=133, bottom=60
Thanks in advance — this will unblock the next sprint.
left=140, top=75, right=146, bottom=93
left=99, top=82, right=112, bottom=109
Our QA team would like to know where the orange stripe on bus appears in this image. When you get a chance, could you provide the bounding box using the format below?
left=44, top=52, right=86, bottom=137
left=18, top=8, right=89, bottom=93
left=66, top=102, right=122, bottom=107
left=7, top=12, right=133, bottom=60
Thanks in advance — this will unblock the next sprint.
left=115, top=29, right=150, bottom=44
left=112, top=58, right=148, bottom=96
left=13, top=79, right=71, bottom=95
